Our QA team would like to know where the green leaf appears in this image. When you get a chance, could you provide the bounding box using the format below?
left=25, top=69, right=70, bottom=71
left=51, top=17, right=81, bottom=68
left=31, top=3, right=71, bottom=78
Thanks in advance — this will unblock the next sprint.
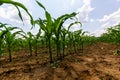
left=15, top=5, right=23, bottom=22
left=0, top=30, right=8, bottom=39
left=36, top=0, right=46, bottom=11
left=45, top=11, right=52, bottom=26
left=54, top=12, right=77, bottom=35
left=0, top=23, right=7, bottom=28
left=36, top=29, right=41, bottom=39
left=12, top=30, right=23, bottom=38
left=68, top=21, right=82, bottom=31
left=0, top=0, right=34, bottom=25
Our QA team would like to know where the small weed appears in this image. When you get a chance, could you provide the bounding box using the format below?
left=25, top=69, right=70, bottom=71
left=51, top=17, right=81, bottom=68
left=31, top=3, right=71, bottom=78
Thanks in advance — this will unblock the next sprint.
left=114, top=49, right=120, bottom=55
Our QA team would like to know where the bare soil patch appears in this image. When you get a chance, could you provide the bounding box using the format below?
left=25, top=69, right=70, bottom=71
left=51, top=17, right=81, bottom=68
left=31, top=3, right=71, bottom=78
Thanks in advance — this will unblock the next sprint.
left=0, top=42, right=120, bottom=80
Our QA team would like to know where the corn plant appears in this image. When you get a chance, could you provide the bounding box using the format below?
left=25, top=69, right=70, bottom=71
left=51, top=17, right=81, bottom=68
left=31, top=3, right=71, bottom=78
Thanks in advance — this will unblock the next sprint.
left=33, top=29, right=41, bottom=56
left=12, top=38, right=24, bottom=51
left=0, top=23, right=12, bottom=57
left=35, top=0, right=81, bottom=62
left=35, top=0, right=56, bottom=63
left=68, top=22, right=82, bottom=53
left=0, top=23, right=23, bottom=62
left=53, top=13, right=78, bottom=60
left=19, top=31, right=34, bottom=56
left=60, top=21, right=82, bottom=57
left=61, top=28, right=68, bottom=58
left=0, top=23, right=9, bottom=57
left=73, top=30, right=85, bottom=53
left=100, top=24, right=120, bottom=44
left=27, top=32, right=34, bottom=56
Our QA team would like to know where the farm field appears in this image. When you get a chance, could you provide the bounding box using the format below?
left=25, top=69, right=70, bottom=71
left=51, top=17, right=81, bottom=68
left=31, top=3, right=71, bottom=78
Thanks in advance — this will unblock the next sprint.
left=0, top=42, right=120, bottom=80
left=0, top=1, right=120, bottom=80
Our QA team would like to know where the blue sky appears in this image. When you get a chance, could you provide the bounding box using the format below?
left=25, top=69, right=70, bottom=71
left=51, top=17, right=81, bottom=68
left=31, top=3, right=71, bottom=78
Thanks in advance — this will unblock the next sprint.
left=0, top=0, right=120, bottom=36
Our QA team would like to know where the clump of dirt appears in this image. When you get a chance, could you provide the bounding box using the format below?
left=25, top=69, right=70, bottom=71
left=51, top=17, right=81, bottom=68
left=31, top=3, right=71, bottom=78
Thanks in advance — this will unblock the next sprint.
left=0, top=42, right=120, bottom=80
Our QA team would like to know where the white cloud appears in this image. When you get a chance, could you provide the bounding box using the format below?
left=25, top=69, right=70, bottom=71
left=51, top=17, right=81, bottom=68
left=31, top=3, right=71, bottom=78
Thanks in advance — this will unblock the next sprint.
left=90, top=19, right=95, bottom=22
left=101, top=22, right=110, bottom=28
left=99, top=8, right=120, bottom=28
left=71, top=0, right=75, bottom=6
left=0, top=0, right=34, bottom=25
left=92, top=29, right=106, bottom=37
left=0, top=5, right=30, bottom=24
left=62, top=0, right=76, bottom=9
left=76, top=0, right=94, bottom=22
left=99, top=8, right=120, bottom=22
left=116, top=0, right=120, bottom=2
left=83, top=0, right=91, bottom=5
left=94, top=8, right=120, bottom=36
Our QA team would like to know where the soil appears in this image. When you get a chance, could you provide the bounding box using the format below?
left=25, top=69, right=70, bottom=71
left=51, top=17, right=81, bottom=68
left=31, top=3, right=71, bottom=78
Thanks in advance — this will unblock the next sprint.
left=0, top=42, right=120, bottom=80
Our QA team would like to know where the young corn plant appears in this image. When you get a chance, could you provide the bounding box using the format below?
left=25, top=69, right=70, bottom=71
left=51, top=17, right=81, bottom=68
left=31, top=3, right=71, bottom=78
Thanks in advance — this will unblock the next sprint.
left=100, top=24, right=120, bottom=44
left=53, top=13, right=78, bottom=60
left=61, top=28, right=68, bottom=58
left=27, top=32, right=34, bottom=56
left=68, top=22, right=82, bottom=53
left=33, top=29, right=41, bottom=56
left=1, top=24, right=23, bottom=62
left=35, top=0, right=56, bottom=63
left=67, top=31, right=75, bottom=54
left=35, top=18, right=53, bottom=63
left=60, top=21, right=82, bottom=58
left=64, top=23, right=82, bottom=54
left=20, top=31, right=34, bottom=56
left=73, top=30, right=85, bottom=53
left=0, top=32, right=3, bottom=57
left=0, top=25, right=9, bottom=57
left=12, top=38, right=24, bottom=51
left=36, top=0, right=80, bottom=62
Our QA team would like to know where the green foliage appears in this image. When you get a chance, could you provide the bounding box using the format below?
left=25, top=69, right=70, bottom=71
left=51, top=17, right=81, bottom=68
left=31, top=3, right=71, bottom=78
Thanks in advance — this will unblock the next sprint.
left=99, top=24, right=120, bottom=44
left=114, top=49, right=120, bottom=55
left=35, top=0, right=82, bottom=62
left=0, top=22, right=23, bottom=61
left=0, top=1, right=102, bottom=65
left=35, top=1, right=54, bottom=63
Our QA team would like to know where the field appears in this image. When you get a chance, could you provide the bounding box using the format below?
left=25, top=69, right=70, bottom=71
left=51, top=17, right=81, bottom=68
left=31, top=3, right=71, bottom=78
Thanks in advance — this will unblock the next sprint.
left=0, top=42, right=120, bottom=80
left=1, top=1, right=120, bottom=80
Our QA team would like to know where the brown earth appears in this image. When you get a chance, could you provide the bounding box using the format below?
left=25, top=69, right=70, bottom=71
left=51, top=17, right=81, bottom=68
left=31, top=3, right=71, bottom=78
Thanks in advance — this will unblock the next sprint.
left=0, top=42, right=120, bottom=80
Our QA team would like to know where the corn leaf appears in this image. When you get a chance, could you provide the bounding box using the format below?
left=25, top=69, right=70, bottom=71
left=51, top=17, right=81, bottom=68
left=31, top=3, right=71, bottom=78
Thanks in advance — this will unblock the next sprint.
left=15, top=5, right=23, bottom=22
left=0, top=0, right=34, bottom=25
left=36, top=0, right=46, bottom=11
left=68, top=21, right=82, bottom=31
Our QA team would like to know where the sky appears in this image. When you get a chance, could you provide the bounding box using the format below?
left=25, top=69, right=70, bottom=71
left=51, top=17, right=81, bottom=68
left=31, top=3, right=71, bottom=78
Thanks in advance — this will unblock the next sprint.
left=0, top=0, right=120, bottom=36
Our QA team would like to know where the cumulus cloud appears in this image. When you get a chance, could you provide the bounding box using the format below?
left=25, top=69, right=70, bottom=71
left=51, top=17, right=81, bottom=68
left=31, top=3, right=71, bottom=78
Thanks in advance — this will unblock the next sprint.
left=101, top=22, right=110, bottom=28
left=90, top=19, right=95, bottom=22
left=93, top=8, right=120, bottom=36
left=71, top=0, right=75, bottom=6
left=76, top=0, right=94, bottom=23
left=0, top=0, right=34, bottom=24
left=99, top=8, right=120, bottom=28
left=0, top=5, right=30, bottom=24
left=92, top=29, right=106, bottom=37
left=116, top=0, right=120, bottom=2
left=62, top=0, right=76, bottom=10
